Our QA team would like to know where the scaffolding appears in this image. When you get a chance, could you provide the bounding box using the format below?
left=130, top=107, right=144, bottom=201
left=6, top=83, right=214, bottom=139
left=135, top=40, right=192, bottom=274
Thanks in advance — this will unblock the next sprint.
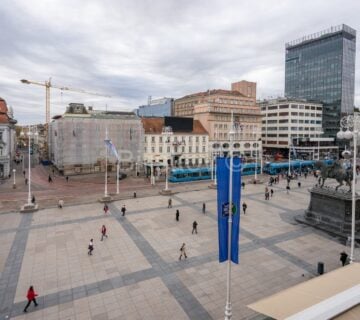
left=49, top=107, right=143, bottom=175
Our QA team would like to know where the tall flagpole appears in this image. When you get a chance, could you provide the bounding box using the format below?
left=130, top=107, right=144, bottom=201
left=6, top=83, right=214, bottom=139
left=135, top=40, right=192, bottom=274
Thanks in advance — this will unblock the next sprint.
left=116, top=160, right=119, bottom=194
left=225, top=112, right=234, bottom=320
left=105, top=127, right=108, bottom=197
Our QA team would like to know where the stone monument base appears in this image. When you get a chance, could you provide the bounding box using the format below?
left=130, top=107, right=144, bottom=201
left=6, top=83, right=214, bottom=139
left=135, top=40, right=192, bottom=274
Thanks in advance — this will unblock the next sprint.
left=159, top=189, right=175, bottom=195
left=296, top=186, right=360, bottom=239
left=208, top=183, right=217, bottom=189
left=20, top=203, right=38, bottom=213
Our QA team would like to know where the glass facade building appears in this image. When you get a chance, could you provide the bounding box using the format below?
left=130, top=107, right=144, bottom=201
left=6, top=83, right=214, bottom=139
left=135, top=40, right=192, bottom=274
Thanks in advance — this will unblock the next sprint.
left=285, top=24, right=356, bottom=138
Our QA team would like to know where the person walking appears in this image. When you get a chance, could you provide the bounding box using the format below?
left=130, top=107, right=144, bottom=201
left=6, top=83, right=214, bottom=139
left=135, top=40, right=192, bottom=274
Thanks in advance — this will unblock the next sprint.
left=298, top=181, right=301, bottom=188
left=270, top=189, right=274, bottom=197
left=25, top=178, right=28, bottom=185
left=66, top=176, right=69, bottom=182
left=168, top=198, right=172, bottom=208
left=175, top=209, right=179, bottom=221
left=241, top=182, right=245, bottom=190
left=101, top=225, right=108, bottom=241
left=58, top=199, right=64, bottom=209
left=202, top=202, right=206, bottom=214
left=103, top=204, right=109, bottom=215
left=179, top=243, right=187, bottom=260
left=31, top=195, right=36, bottom=204
left=242, top=202, right=247, bottom=215
left=340, top=251, right=348, bottom=266
left=121, top=205, right=126, bottom=216
left=23, top=170, right=26, bottom=177
left=286, top=185, right=290, bottom=194
left=88, top=239, right=94, bottom=255
left=23, top=286, right=38, bottom=312
left=48, top=175, right=52, bottom=183
left=192, top=221, right=198, bottom=234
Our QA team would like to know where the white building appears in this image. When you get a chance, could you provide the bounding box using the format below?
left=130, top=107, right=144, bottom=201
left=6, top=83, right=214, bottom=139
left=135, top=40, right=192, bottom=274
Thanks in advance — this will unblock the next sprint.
left=259, top=98, right=337, bottom=159
left=49, top=103, right=143, bottom=175
left=141, top=117, right=209, bottom=170
left=0, top=98, right=17, bottom=179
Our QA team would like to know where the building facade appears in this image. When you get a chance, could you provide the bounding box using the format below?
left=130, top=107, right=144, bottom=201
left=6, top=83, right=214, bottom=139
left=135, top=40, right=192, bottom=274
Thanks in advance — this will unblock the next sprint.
left=136, top=97, right=174, bottom=117
left=285, top=24, right=356, bottom=138
left=260, top=98, right=338, bottom=159
left=0, top=98, right=17, bottom=179
left=141, top=117, right=209, bottom=168
left=49, top=103, right=143, bottom=175
left=174, top=81, right=262, bottom=160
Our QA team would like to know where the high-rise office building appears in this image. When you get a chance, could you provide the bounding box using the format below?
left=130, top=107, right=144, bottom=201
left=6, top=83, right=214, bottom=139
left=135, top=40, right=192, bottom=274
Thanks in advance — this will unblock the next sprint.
left=285, top=24, right=356, bottom=138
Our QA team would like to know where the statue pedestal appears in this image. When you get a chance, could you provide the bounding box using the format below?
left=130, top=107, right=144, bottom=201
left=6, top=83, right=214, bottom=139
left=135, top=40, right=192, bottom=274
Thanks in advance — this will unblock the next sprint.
left=296, top=186, right=360, bottom=239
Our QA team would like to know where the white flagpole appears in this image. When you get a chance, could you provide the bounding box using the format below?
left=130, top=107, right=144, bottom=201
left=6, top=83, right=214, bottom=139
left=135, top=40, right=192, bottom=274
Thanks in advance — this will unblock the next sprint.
left=105, top=127, right=108, bottom=197
left=116, top=160, right=119, bottom=194
left=225, top=112, right=234, bottom=320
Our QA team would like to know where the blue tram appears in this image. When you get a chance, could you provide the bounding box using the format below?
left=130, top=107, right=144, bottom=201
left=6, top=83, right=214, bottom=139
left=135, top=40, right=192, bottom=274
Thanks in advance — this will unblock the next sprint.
left=263, top=159, right=333, bottom=175
left=168, top=162, right=261, bottom=183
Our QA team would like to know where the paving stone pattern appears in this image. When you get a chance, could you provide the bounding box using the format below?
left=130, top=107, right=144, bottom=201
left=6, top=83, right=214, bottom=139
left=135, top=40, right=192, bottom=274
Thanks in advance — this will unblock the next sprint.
left=0, top=175, right=357, bottom=320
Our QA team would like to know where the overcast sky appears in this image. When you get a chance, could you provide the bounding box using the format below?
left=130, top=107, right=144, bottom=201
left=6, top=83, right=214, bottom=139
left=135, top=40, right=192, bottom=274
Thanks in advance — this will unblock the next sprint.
left=1, top=0, right=359, bottom=124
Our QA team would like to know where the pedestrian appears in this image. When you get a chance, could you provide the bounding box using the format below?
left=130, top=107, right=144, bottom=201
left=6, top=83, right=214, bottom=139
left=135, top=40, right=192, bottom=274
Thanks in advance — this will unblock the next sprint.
left=242, top=202, right=247, bottom=215
left=304, top=172, right=307, bottom=179
left=100, top=225, right=108, bottom=241
left=179, top=243, right=187, bottom=260
left=103, top=204, right=109, bottom=215
left=31, top=195, right=36, bottom=204
left=192, top=221, right=198, bottom=234
left=175, top=209, right=179, bottom=221
left=25, top=178, right=28, bottom=185
left=202, top=202, right=206, bottom=214
left=298, top=181, right=301, bottom=188
left=286, top=185, right=290, bottom=194
left=52, top=168, right=55, bottom=175
left=58, top=199, right=64, bottom=209
left=340, top=251, right=348, bottom=266
left=241, top=182, right=245, bottom=190
left=270, top=189, right=274, bottom=197
left=66, top=176, right=69, bottom=182
left=121, top=205, right=126, bottom=216
left=168, top=198, right=172, bottom=208
left=23, top=170, right=25, bottom=177
left=23, top=286, right=38, bottom=312
left=88, top=239, right=94, bottom=255
left=48, top=175, right=52, bottom=183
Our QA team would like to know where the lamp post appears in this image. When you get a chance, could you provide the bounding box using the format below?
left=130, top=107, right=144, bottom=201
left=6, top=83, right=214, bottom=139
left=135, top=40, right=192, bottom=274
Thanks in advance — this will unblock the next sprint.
left=12, top=169, right=16, bottom=189
left=288, top=136, right=292, bottom=176
left=162, top=126, right=173, bottom=193
left=337, top=114, right=359, bottom=263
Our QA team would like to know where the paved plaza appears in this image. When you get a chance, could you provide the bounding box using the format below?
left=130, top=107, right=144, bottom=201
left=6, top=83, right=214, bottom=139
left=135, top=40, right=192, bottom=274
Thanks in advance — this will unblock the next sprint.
left=0, top=175, right=357, bottom=320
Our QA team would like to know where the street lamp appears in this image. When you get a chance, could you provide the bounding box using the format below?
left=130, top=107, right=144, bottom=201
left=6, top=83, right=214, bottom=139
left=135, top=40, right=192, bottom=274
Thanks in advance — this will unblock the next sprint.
left=162, top=126, right=173, bottom=193
left=337, top=114, right=359, bottom=263
left=12, top=169, right=16, bottom=189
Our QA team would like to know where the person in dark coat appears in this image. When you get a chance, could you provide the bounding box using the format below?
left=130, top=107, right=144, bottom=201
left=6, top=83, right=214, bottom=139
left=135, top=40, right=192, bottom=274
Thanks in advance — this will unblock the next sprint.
left=121, top=205, right=126, bottom=216
left=103, top=204, right=109, bottom=215
left=298, top=181, right=301, bottom=188
left=270, top=189, right=274, bottom=197
left=168, top=198, right=172, bottom=208
left=179, top=243, right=187, bottom=260
left=175, top=209, right=179, bottom=221
left=202, top=203, right=206, bottom=214
left=66, top=176, right=69, bottom=182
left=88, top=239, right=94, bottom=255
left=23, top=286, right=38, bottom=312
left=48, top=175, right=52, bottom=183
left=340, top=251, right=348, bottom=266
left=242, top=202, right=247, bottom=215
left=192, top=221, right=198, bottom=234
left=31, top=195, right=36, bottom=204
left=241, top=182, right=245, bottom=190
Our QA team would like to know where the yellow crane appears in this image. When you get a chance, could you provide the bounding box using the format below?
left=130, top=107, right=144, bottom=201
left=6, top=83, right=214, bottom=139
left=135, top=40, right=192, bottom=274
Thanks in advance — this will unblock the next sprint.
left=21, top=78, right=111, bottom=124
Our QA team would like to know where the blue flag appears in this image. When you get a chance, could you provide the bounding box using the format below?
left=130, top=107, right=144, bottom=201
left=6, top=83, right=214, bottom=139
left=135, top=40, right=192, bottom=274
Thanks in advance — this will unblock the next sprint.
left=104, top=139, right=120, bottom=161
left=217, top=157, right=241, bottom=264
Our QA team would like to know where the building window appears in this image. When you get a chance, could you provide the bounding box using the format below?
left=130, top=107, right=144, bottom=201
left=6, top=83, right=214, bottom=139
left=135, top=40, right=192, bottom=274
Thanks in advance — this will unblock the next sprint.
left=189, top=146, right=192, bottom=153
left=202, top=146, right=205, bottom=152
left=159, top=136, right=162, bottom=143
left=151, top=147, right=155, bottom=153
left=167, top=146, right=170, bottom=152
left=159, top=146, right=162, bottom=153
left=189, top=136, right=192, bottom=142
left=202, top=136, right=206, bottom=142
left=196, top=136, right=199, bottom=142
left=196, top=146, right=199, bottom=153
left=144, top=136, right=147, bottom=143
left=151, top=136, right=155, bottom=143
left=182, top=146, right=185, bottom=152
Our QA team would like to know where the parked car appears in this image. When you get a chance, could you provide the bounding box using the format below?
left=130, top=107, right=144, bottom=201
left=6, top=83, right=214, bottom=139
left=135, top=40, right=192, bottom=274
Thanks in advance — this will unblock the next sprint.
left=118, top=172, right=127, bottom=180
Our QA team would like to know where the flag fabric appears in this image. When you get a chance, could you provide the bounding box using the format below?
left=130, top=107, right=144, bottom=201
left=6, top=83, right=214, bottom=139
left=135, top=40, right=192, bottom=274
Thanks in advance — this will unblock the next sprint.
left=104, top=139, right=120, bottom=161
left=217, top=157, right=241, bottom=264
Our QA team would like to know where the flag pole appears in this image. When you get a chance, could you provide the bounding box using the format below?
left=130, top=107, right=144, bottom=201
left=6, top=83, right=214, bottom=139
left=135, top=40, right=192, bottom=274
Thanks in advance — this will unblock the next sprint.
left=225, top=112, right=235, bottom=320
left=105, top=127, right=108, bottom=197
left=116, top=160, right=119, bottom=194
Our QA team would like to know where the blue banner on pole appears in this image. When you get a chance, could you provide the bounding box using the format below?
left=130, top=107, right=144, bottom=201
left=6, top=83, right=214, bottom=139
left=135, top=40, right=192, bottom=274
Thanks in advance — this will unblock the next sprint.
left=217, top=157, right=241, bottom=264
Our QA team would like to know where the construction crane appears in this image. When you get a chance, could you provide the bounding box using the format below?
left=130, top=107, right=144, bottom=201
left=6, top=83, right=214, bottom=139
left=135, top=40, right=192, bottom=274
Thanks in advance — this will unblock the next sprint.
left=20, top=78, right=111, bottom=124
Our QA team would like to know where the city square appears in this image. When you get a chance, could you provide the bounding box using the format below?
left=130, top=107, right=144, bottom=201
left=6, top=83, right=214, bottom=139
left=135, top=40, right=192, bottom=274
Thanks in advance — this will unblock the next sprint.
left=0, top=174, right=355, bottom=320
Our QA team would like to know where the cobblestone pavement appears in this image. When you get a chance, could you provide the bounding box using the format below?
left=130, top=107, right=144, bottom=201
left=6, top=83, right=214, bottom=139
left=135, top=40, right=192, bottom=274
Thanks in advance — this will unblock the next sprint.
left=0, top=175, right=358, bottom=320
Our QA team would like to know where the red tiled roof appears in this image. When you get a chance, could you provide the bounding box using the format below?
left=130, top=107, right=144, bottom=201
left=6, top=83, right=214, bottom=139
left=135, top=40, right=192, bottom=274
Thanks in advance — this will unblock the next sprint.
left=141, top=118, right=208, bottom=134
left=0, top=98, right=10, bottom=123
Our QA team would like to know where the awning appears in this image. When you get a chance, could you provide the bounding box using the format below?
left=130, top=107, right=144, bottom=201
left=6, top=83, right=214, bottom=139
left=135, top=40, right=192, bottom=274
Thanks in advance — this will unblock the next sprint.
left=248, top=263, right=360, bottom=320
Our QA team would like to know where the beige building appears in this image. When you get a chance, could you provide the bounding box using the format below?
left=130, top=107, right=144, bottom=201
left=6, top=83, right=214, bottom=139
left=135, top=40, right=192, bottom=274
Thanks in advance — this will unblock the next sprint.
left=174, top=81, right=262, bottom=159
left=141, top=117, right=209, bottom=169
